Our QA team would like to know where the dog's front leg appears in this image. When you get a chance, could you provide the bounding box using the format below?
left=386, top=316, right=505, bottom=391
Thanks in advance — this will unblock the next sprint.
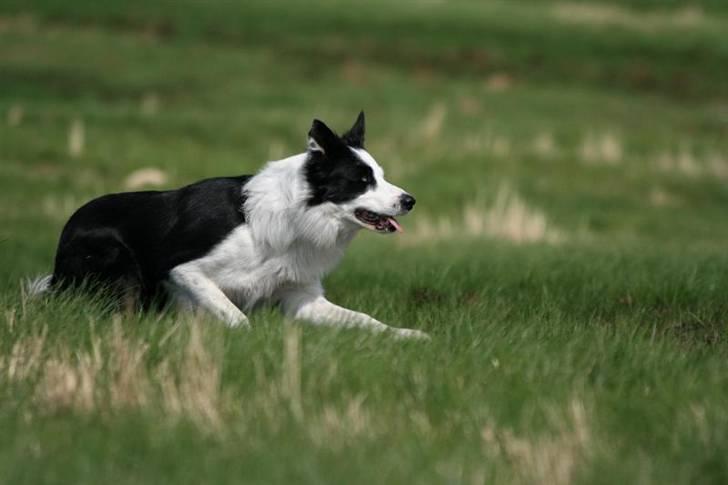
left=279, top=283, right=429, bottom=340
left=169, top=266, right=249, bottom=328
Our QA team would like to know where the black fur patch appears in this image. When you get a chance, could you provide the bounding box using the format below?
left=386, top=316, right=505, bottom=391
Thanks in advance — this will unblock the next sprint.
left=52, top=175, right=251, bottom=305
left=304, top=150, right=375, bottom=206
left=342, top=111, right=365, bottom=148
left=304, top=115, right=375, bottom=206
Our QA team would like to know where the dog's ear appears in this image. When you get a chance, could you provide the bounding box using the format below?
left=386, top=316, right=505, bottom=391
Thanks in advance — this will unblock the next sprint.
left=342, top=110, right=365, bottom=148
left=308, top=119, right=340, bottom=155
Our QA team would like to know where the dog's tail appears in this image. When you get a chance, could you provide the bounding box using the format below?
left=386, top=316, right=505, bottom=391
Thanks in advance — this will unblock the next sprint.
left=23, top=274, right=54, bottom=298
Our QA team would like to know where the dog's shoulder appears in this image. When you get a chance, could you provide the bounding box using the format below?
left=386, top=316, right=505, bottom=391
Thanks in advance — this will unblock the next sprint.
left=154, top=175, right=253, bottom=272
left=175, top=175, right=252, bottom=213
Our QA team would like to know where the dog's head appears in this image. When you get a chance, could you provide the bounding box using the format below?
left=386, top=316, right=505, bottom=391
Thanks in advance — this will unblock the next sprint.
left=304, top=112, right=415, bottom=234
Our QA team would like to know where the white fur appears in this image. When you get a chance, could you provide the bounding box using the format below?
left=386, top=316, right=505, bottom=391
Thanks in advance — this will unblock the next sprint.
left=24, top=274, right=53, bottom=297
left=345, top=148, right=410, bottom=217
left=166, top=149, right=429, bottom=340
left=307, top=137, right=325, bottom=154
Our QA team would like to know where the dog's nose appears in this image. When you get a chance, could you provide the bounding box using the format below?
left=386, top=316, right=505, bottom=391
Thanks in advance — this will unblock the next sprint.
left=400, top=194, right=416, bottom=211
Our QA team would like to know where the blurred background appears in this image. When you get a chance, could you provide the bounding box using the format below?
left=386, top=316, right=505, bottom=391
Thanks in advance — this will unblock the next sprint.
left=1, top=0, right=727, bottom=273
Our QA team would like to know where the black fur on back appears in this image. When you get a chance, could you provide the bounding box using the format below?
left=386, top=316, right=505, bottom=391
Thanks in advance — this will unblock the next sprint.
left=52, top=175, right=251, bottom=306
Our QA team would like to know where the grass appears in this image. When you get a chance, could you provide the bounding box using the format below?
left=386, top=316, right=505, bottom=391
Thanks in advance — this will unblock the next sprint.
left=1, top=0, right=728, bottom=483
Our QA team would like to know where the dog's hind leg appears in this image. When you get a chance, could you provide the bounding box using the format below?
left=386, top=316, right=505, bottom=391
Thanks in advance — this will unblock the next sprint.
left=52, top=229, right=145, bottom=311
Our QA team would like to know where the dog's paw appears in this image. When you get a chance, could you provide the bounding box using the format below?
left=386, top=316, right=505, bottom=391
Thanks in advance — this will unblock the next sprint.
left=392, top=328, right=431, bottom=341
left=226, top=314, right=251, bottom=329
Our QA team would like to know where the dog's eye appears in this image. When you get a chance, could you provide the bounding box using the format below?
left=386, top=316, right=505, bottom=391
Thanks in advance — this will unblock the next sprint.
left=361, top=176, right=371, bottom=183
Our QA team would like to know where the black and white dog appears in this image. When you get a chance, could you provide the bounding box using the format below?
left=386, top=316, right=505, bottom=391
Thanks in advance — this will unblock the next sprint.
left=32, top=112, right=428, bottom=339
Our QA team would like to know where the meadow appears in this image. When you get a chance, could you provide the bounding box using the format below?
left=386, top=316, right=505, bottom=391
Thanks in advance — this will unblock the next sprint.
left=1, top=1, right=728, bottom=483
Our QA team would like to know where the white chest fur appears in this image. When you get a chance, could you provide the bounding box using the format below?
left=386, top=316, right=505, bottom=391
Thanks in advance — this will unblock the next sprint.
left=167, top=153, right=361, bottom=311
left=183, top=223, right=351, bottom=309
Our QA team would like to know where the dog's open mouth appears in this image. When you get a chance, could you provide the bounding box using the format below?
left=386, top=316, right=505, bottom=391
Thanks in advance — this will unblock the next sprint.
left=354, top=208, right=403, bottom=233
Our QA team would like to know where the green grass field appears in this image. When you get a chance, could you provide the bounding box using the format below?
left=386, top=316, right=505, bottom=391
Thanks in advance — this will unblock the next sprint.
left=2, top=1, right=728, bottom=483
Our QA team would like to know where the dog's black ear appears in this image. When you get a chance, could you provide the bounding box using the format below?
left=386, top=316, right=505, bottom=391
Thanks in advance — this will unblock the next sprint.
left=308, top=119, right=340, bottom=155
left=342, top=110, right=365, bottom=148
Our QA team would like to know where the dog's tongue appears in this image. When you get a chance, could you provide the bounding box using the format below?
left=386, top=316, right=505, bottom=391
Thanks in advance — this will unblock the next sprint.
left=386, top=216, right=403, bottom=233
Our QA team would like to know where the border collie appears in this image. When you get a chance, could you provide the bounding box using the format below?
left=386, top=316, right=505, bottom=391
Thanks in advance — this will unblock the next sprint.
left=31, top=112, right=428, bottom=340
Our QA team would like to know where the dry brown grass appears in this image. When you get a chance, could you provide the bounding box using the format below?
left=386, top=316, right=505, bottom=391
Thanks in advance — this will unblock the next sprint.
left=241, top=326, right=383, bottom=449
left=0, top=318, right=394, bottom=446
left=655, top=146, right=728, bottom=180
left=553, top=3, right=706, bottom=32
left=579, top=132, right=623, bottom=166
left=281, top=323, right=303, bottom=421
left=649, top=186, right=678, bottom=208
left=306, top=394, right=380, bottom=450
left=3, top=327, right=48, bottom=383
left=462, top=131, right=511, bottom=158
left=402, top=184, right=564, bottom=245
left=6, top=104, right=24, bottom=127
left=68, top=118, right=85, bottom=158
left=481, top=400, right=594, bottom=485
left=0, top=14, right=37, bottom=34
left=486, top=73, right=513, bottom=92
left=124, top=167, right=169, bottom=189
left=156, top=322, right=225, bottom=430
left=532, top=131, right=559, bottom=158
left=140, top=92, right=160, bottom=117
left=0, top=319, right=226, bottom=432
left=419, top=102, right=447, bottom=143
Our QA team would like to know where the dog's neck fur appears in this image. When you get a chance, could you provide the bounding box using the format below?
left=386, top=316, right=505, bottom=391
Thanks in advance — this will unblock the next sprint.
left=243, top=152, right=360, bottom=256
